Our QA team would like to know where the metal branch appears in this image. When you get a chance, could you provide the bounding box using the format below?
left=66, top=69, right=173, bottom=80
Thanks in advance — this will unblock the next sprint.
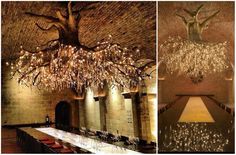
left=39, top=39, right=59, bottom=49
left=112, top=64, right=138, bottom=80
left=33, top=72, right=41, bottom=85
left=158, top=60, right=163, bottom=68
left=195, top=4, right=204, bottom=16
left=25, top=12, right=59, bottom=22
left=149, top=68, right=156, bottom=76
left=200, top=10, right=220, bottom=29
left=72, top=6, right=96, bottom=14
left=176, top=13, right=187, bottom=25
left=138, top=60, right=155, bottom=71
left=230, top=62, right=234, bottom=73
left=67, top=1, right=77, bottom=31
left=68, top=1, right=73, bottom=16
left=183, top=4, right=204, bottom=17
left=40, top=43, right=60, bottom=52
left=56, top=11, right=67, bottom=25
left=80, top=44, right=97, bottom=52
left=20, top=47, right=40, bottom=54
left=35, top=23, right=57, bottom=31
left=18, top=63, right=49, bottom=83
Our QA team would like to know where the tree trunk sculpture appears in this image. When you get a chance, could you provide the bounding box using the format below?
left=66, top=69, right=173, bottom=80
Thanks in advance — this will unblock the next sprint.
left=176, top=4, right=220, bottom=42
left=9, top=2, right=155, bottom=93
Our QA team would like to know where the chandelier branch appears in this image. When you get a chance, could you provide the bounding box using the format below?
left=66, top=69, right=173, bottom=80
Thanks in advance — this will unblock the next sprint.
left=40, top=39, right=60, bottom=49
left=183, top=4, right=203, bottom=17
left=161, top=5, right=229, bottom=84
left=176, top=13, right=187, bottom=25
left=113, top=65, right=137, bottom=80
left=200, top=10, right=220, bottom=29
left=138, top=60, right=156, bottom=71
left=35, top=23, right=57, bottom=31
left=33, top=72, right=41, bottom=85
left=176, top=5, right=220, bottom=41
left=18, top=62, right=50, bottom=83
left=25, top=12, right=59, bottom=22
left=8, top=1, right=154, bottom=93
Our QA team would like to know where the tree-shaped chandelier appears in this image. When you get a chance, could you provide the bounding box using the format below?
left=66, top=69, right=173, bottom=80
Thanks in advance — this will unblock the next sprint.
left=160, top=5, right=230, bottom=83
left=7, top=2, right=154, bottom=93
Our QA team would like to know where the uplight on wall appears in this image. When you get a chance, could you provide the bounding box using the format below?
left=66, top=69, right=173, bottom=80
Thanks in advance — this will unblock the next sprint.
left=148, top=96, right=157, bottom=141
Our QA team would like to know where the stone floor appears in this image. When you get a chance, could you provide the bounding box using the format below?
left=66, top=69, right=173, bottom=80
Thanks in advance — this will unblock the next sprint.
left=1, top=128, right=23, bottom=153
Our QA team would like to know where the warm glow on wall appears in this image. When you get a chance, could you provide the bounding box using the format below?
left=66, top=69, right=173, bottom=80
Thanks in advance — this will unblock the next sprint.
left=85, top=88, right=94, bottom=105
left=144, top=65, right=157, bottom=94
left=5, top=74, right=47, bottom=124
left=148, top=95, right=157, bottom=141
left=110, top=87, right=121, bottom=104
left=9, top=76, right=40, bottom=99
left=124, top=98, right=135, bottom=137
left=84, top=88, right=101, bottom=130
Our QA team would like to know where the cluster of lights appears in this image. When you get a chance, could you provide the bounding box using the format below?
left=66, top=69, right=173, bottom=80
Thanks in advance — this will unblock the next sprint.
left=160, top=36, right=229, bottom=83
left=7, top=36, right=151, bottom=93
left=159, top=123, right=231, bottom=152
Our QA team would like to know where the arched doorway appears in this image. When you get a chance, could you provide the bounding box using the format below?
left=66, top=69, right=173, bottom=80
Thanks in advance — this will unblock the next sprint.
left=55, top=101, right=71, bottom=131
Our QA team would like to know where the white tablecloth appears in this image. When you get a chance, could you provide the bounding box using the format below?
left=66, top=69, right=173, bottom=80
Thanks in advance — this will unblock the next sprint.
left=36, top=127, right=141, bottom=154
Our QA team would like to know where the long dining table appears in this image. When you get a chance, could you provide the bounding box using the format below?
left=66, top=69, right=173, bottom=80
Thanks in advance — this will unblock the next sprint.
left=35, top=127, right=141, bottom=154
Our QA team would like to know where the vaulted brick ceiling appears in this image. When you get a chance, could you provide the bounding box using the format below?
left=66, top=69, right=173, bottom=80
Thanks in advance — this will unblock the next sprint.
left=2, top=1, right=156, bottom=60
left=158, top=1, right=234, bottom=63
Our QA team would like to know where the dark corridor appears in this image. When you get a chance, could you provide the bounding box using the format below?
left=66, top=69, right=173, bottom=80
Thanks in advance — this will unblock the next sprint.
left=55, top=101, right=71, bottom=131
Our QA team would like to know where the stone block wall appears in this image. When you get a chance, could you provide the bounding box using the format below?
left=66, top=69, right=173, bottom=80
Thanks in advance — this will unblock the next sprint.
left=84, top=88, right=101, bottom=130
left=106, top=87, right=132, bottom=136
left=159, top=74, right=233, bottom=104
left=1, top=64, right=77, bottom=126
left=2, top=62, right=157, bottom=142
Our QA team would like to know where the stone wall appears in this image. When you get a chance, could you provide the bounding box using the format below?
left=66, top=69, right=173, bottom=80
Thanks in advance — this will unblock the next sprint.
left=158, top=74, right=234, bottom=104
left=2, top=63, right=157, bottom=142
left=1, top=64, right=76, bottom=126
left=79, top=86, right=157, bottom=142
left=106, top=87, right=135, bottom=136
left=84, top=88, right=101, bottom=130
